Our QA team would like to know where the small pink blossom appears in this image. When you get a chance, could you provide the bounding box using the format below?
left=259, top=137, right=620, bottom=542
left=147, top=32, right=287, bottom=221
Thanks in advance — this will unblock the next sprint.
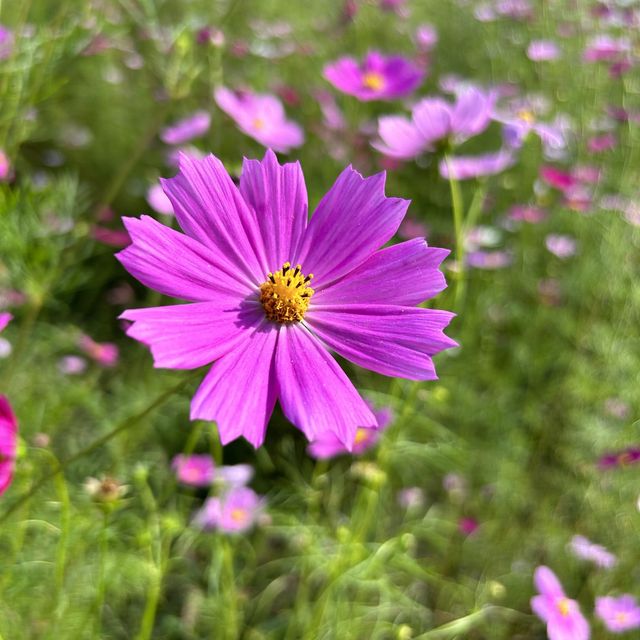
left=91, top=226, right=131, bottom=248
left=459, top=517, right=479, bottom=535
left=0, top=150, right=11, bottom=182
left=531, top=566, right=590, bottom=640
left=0, top=26, right=13, bottom=60
left=78, top=335, right=119, bottom=367
left=508, top=205, right=547, bottom=223
left=58, top=355, right=87, bottom=375
left=587, top=133, right=616, bottom=153
left=569, top=535, right=617, bottom=569
left=193, top=486, right=265, bottom=533
left=466, top=250, right=512, bottom=269
left=0, top=312, right=12, bottom=333
left=596, top=595, right=640, bottom=633
left=545, top=234, right=577, bottom=259
left=0, top=395, right=18, bottom=497
left=160, top=111, right=211, bottom=146
left=172, top=454, right=215, bottom=487
left=527, top=40, right=561, bottom=61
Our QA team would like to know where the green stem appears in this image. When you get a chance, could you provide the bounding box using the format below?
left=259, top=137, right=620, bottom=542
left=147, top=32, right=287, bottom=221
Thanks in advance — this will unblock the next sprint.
left=93, top=511, right=110, bottom=638
left=444, top=155, right=466, bottom=307
left=0, top=373, right=197, bottom=525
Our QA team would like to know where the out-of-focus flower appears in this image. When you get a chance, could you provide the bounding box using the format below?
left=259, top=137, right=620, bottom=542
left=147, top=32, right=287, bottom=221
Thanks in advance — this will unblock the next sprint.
left=495, top=0, right=532, bottom=20
left=91, top=226, right=131, bottom=247
left=397, top=486, right=425, bottom=509
left=540, top=166, right=577, bottom=191
left=172, top=454, right=215, bottom=487
left=0, top=26, right=13, bottom=60
left=84, top=475, right=128, bottom=503
left=118, top=150, right=455, bottom=449
left=527, top=40, right=561, bottom=61
left=598, top=447, right=640, bottom=469
left=324, top=51, right=424, bottom=101
left=315, top=90, right=346, bottom=131
left=572, top=165, right=601, bottom=184
left=569, top=535, right=617, bottom=569
left=160, top=111, right=211, bottom=145
left=78, top=334, right=119, bottom=367
left=439, top=149, right=515, bottom=181
left=508, top=205, right=547, bottom=223
left=466, top=250, right=512, bottom=269
left=538, top=278, right=563, bottom=306
left=379, top=0, right=407, bottom=13
left=583, top=35, right=630, bottom=62
left=58, top=355, right=88, bottom=375
left=307, top=404, right=393, bottom=459
left=495, top=100, right=566, bottom=151
left=596, top=595, right=640, bottom=633
left=545, top=234, right=577, bottom=259
left=0, top=396, right=18, bottom=497
left=147, top=183, right=174, bottom=216
left=588, top=133, right=616, bottom=153
left=531, top=566, right=590, bottom=640
left=415, top=24, right=438, bottom=52
left=459, top=517, right=479, bottom=535
left=196, top=27, right=225, bottom=47
left=374, top=89, right=495, bottom=159
left=0, top=150, right=11, bottom=182
left=214, top=87, right=304, bottom=152
left=562, top=186, right=592, bottom=213
left=603, top=397, right=630, bottom=420
left=193, top=486, right=265, bottom=533
left=215, top=464, right=254, bottom=488
left=0, top=312, right=12, bottom=332
left=398, top=216, right=429, bottom=240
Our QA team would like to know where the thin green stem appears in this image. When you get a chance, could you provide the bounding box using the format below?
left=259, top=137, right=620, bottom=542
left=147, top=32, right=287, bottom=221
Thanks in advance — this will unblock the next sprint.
left=93, top=511, right=110, bottom=639
left=0, top=373, right=198, bottom=525
left=444, top=155, right=466, bottom=308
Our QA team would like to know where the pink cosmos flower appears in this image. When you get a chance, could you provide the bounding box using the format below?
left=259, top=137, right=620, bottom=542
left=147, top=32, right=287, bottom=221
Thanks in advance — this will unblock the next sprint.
left=569, top=535, right=617, bottom=569
left=527, top=40, right=561, bottom=61
left=598, top=447, right=640, bottom=469
left=193, top=486, right=264, bottom=533
left=146, top=183, right=174, bottom=216
left=458, top=516, right=479, bottom=535
left=583, top=35, right=630, bottom=63
left=540, top=166, right=576, bottom=191
left=0, top=395, right=18, bottom=497
left=596, top=595, right=640, bottom=632
left=214, top=87, right=303, bottom=153
left=466, top=250, right=512, bottom=270
left=439, top=150, right=516, bottom=181
left=0, top=312, right=12, bottom=332
left=78, top=334, right=119, bottom=367
left=172, top=454, right=215, bottom=487
left=215, top=464, right=254, bottom=488
left=324, top=51, right=424, bottom=102
left=374, top=89, right=495, bottom=159
left=531, top=566, right=590, bottom=640
left=0, top=26, right=13, bottom=60
left=58, top=355, right=87, bottom=375
left=160, top=111, right=211, bottom=145
left=415, top=24, right=438, bottom=53
left=508, top=205, right=547, bottom=223
left=117, top=150, right=455, bottom=449
left=0, top=150, right=10, bottom=182
left=545, top=234, right=577, bottom=259
left=587, top=133, right=616, bottom=153
left=307, top=404, right=393, bottom=459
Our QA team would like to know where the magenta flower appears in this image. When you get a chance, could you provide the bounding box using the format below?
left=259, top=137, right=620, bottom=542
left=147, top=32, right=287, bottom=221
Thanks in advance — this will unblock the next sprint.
left=146, top=183, right=174, bottom=216
left=531, top=566, right=590, bottom=640
left=307, top=404, right=393, bottom=459
left=214, top=87, right=303, bottom=153
left=0, top=26, right=13, bottom=60
left=324, top=51, right=424, bottom=102
left=78, top=334, right=119, bottom=367
left=374, top=89, right=495, bottom=159
left=598, top=447, right=640, bottom=469
left=583, top=35, right=630, bottom=63
left=0, top=312, right=12, bottom=332
left=540, top=166, right=577, bottom=192
left=117, top=150, right=455, bottom=449
left=458, top=516, right=479, bottom=535
left=172, top=454, right=216, bottom=487
left=527, top=40, right=561, bottom=61
left=193, top=486, right=264, bottom=533
left=588, top=133, right=616, bottom=153
left=415, top=24, right=438, bottom=53
left=0, top=395, right=18, bottom=497
left=160, top=111, right=211, bottom=146
left=569, top=535, right=617, bottom=569
left=0, top=150, right=11, bottom=182
left=438, top=150, right=515, bottom=181
left=596, top=595, right=640, bottom=633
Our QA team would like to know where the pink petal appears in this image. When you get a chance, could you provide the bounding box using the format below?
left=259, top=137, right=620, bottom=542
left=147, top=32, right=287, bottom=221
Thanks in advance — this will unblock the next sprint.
left=412, top=98, right=452, bottom=143
left=534, top=566, right=565, bottom=598
left=314, top=239, right=449, bottom=307
left=306, top=305, right=457, bottom=380
left=295, top=167, right=409, bottom=288
left=275, top=325, right=376, bottom=446
left=117, top=216, right=252, bottom=301
left=190, top=324, right=278, bottom=448
left=374, top=115, right=428, bottom=159
left=121, top=301, right=263, bottom=369
left=239, top=149, right=308, bottom=269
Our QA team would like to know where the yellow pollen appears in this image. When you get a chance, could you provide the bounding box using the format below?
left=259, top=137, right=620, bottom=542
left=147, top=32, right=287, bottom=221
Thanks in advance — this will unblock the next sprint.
left=618, top=452, right=632, bottom=465
left=354, top=428, right=370, bottom=445
left=615, top=612, right=628, bottom=624
left=230, top=508, right=247, bottom=523
left=517, top=109, right=535, bottom=124
left=362, top=71, right=385, bottom=91
left=556, top=598, right=570, bottom=617
left=253, top=117, right=265, bottom=130
left=260, top=262, right=314, bottom=324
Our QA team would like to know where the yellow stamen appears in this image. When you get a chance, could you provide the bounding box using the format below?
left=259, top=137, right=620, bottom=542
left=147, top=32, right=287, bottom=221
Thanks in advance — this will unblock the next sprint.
left=354, top=428, right=370, bottom=445
left=362, top=71, right=385, bottom=91
left=260, top=262, right=314, bottom=324
left=230, top=508, right=247, bottom=523
left=556, top=598, right=570, bottom=617
left=517, top=109, right=535, bottom=124
left=253, top=118, right=265, bottom=130
left=615, top=612, right=628, bottom=624
left=618, top=452, right=632, bottom=465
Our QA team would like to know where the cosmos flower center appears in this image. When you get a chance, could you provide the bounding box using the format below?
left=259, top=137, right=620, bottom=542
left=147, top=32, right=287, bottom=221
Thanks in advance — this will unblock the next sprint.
left=362, top=71, right=385, bottom=91
left=615, top=612, right=628, bottom=623
left=556, top=598, right=571, bottom=617
left=260, top=262, right=314, bottom=324
left=354, top=428, right=370, bottom=445
left=618, top=452, right=632, bottom=465
left=253, top=117, right=265, bottom=130
left=517, top=109, right=535, bottom=124
left=230, top=508, right=248, bottom=523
